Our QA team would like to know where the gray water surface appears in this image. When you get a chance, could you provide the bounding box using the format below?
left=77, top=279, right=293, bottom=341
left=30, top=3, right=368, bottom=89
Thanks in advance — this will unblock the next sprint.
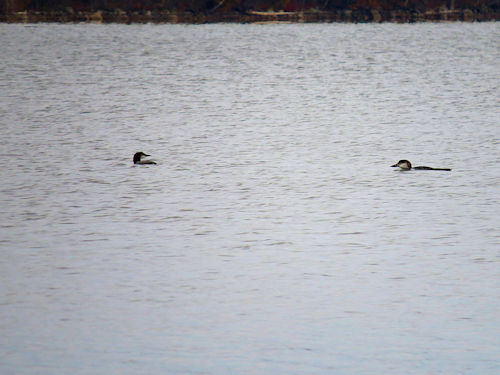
left=0, top=22, right=499, bottom=374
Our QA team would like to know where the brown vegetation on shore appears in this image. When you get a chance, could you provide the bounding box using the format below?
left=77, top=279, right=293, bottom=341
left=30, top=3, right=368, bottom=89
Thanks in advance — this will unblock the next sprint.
left=1, top=0, right=498, bottom=22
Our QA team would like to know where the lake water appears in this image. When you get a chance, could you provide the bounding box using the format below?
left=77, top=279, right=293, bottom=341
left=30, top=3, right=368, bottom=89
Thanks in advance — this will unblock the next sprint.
left=0, top=22, right=499, bottom=374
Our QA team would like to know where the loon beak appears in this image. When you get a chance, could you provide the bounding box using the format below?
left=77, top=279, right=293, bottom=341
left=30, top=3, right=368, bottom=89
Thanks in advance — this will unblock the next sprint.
left=391, top=164, right=398, bottom=167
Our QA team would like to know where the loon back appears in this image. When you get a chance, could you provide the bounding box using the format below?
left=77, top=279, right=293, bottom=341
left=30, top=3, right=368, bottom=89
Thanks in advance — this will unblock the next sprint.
left=413, top=166, right=451, bottom=171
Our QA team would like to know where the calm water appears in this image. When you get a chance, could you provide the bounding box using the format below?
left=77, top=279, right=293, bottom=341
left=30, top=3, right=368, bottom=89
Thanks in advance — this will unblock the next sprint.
left=0, top=22, right=499, bottom=374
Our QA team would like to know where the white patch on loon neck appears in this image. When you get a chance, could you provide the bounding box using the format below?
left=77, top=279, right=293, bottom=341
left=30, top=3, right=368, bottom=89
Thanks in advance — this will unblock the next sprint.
left=399, top=161, right=411, bottom=169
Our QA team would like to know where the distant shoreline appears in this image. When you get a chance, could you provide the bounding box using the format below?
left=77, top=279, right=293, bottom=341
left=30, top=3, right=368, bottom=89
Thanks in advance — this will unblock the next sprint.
left=1, top=8, right=498, bottom=24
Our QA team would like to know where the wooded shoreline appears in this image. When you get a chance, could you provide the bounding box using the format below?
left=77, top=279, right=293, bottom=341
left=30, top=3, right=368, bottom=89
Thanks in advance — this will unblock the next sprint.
left=1, top=7, right=498, bottom=23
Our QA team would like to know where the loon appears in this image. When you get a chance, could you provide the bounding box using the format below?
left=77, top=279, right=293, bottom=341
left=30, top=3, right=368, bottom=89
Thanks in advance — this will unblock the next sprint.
left=133, top=152, right=157, bottom=165
left=391, top=160, right=451, bottom=171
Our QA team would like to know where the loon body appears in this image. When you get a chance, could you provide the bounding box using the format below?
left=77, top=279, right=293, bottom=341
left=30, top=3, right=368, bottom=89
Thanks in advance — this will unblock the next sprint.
left=133, top=152, right=157, bottom=165
left=391, top=160, right=451, bottom=171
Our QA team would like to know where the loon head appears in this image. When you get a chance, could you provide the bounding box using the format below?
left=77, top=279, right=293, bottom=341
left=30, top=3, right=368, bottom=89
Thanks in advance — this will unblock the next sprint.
left=133, top=152, right=156, bottom=165
left=391, top=160, right=412, bottom=170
